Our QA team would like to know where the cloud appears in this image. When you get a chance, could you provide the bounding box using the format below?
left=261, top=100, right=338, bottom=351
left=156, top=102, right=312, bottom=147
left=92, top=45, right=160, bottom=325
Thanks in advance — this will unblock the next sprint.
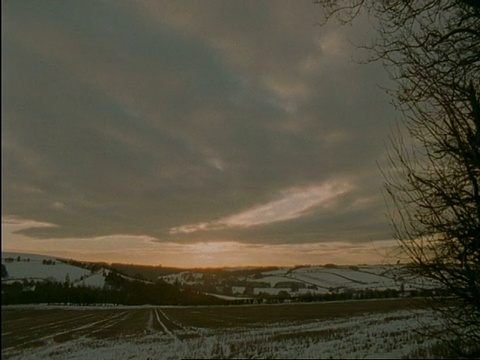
left=2, top=216, right=57, bottom=229
left=2, top=0, right=397, bottom=249
left=170, top=180, right=350, bottom=234
left=2, top=216, right=399, bottom=267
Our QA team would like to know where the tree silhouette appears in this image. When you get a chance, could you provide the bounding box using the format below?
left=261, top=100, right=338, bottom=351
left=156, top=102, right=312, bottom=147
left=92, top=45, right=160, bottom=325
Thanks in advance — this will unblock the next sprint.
left=319, top=1, right=479, bottom=357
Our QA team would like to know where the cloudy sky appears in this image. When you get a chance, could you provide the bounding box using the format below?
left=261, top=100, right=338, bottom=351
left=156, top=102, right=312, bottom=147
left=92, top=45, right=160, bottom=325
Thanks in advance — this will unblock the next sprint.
left=2, top=0, right=401, bottom=267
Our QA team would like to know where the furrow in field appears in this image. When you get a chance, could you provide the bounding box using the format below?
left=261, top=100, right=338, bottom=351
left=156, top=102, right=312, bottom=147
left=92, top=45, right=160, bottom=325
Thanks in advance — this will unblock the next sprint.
left=153, top=308, right=174, bottom=337
left=2, top=311, right=109, bottom=349
left=49, top=310, right=132, bottom=342
left=3, top=310, right=129, bottom=350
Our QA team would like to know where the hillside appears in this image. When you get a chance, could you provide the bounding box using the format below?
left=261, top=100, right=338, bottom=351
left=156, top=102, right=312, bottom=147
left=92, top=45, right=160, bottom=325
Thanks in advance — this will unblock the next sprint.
left=155, top=264, right=439, bottom=302
left=1, top=252, right=225, bottom=306
left=2, top=252, right=107, bottom=288
left=2, top=252, right=441, bottom=305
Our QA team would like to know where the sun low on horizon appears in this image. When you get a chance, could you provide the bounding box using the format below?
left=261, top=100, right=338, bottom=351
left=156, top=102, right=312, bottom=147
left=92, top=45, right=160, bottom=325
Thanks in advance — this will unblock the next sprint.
left=2, top=1, right=400, bottom=268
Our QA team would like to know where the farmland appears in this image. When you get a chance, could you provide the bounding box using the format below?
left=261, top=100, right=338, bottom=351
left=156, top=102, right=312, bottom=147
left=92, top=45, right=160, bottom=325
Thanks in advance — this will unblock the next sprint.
left=2, top=299, right=446, bottom=359
left=2, top=252, right=441, bottom=306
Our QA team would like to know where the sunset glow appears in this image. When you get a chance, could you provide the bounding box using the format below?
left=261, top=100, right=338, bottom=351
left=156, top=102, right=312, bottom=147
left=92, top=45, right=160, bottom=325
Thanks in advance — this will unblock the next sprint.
left=2, top=1, right=397, bottom=267
left=3, top=217, right=398, bottom=268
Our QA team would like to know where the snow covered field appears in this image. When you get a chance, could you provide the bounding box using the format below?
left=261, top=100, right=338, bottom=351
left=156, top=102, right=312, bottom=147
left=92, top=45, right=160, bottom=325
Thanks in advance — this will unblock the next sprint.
left=2, top=300, right=444, bottom=359
left=2, top=252, right=438, bottom=300
left=158, top=264, right=439, bottom=298
left=2, top=252, right=107, bottom=288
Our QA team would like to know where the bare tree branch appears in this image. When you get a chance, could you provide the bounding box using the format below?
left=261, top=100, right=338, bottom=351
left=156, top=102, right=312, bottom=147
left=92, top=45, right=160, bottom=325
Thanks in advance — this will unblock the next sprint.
left=319, top=0, right=480, bottom=357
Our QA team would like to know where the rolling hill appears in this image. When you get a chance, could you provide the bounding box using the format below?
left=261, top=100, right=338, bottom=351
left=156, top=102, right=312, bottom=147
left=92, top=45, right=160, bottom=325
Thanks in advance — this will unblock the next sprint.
left=2, top=252, right=439, bottom=305
left=1, top=252, right=225, bottom=306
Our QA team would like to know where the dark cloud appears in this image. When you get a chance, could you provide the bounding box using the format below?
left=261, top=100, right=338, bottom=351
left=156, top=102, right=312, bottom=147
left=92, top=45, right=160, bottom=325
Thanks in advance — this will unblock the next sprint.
left=2, top=0, right=397, bottom=245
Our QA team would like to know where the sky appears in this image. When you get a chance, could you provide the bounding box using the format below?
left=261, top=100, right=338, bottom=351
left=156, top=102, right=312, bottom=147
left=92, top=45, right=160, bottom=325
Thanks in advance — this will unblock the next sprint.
left=2, top=0, right=402, bottom=267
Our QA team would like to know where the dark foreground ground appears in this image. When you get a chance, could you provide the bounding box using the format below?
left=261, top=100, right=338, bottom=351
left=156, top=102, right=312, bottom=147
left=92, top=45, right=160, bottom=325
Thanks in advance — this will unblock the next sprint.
left=3, top=298, right=443, bottom=359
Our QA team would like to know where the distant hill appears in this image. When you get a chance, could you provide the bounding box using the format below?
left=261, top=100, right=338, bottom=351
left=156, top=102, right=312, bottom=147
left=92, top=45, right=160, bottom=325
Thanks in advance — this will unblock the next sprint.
left=2, top=252, right=442, bottom=305
left=1, top=252, right=226, bottom=306
left=153, top=263, right=440, bottom=302
left=2, top=252, right=108, bottom=288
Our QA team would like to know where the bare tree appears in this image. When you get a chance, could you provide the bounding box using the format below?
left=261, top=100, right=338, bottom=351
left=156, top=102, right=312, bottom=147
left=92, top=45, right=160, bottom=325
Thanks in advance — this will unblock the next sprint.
left=319, top=1, right=480, bottom=357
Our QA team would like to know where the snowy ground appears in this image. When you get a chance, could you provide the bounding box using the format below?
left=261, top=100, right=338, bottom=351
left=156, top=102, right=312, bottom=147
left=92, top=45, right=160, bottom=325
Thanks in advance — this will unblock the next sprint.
left=3, top=252, right=438, bottom=299
left=158, top=264, right=439, bottom=297
left=2, top=252, right=106, bottom=288
left=2, top=300, right=444, bottom=359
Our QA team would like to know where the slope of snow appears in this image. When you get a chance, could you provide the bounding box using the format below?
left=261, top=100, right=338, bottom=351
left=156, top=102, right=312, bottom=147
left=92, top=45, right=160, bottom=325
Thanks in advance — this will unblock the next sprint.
left=2, top=252, right=438, bottom=296
left=248, top=275, right=303, bottom=287
left=159, top=271, right=204, bottom=285
left=2, top=252, right=106, bottom=288
left=155, top=263, right=439, bottom=298
left=73, top=272, right=107, bottom=288
left=289, top=267, right=399, bottom=290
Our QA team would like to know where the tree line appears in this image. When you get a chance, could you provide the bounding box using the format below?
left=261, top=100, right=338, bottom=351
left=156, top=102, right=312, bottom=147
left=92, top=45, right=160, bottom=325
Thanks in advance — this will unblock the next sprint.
left=1, top=273, right=225, bottom=306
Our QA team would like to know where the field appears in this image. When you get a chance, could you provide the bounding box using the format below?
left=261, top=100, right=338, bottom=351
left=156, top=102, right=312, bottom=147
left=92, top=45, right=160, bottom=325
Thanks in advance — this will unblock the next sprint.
left=1, top=298, right=446, bottom=359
